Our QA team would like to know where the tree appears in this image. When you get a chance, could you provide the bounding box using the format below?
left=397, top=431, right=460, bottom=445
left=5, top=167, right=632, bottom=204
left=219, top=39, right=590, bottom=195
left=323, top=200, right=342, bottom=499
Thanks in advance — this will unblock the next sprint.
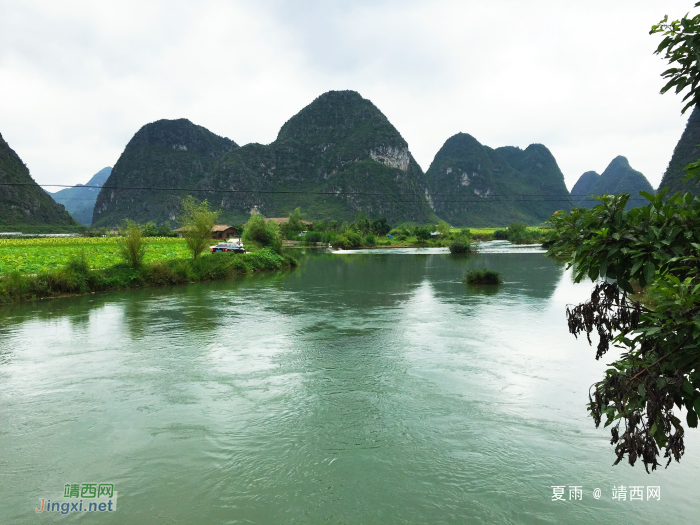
left=547, top=191, right=700, bottom=471
left=157, top=221, right=174, bottom=237
left=437, top=220, right=451, bottom=237
left=242, top=213, right=282, bottom=253
left=179, top=196, right=219, bottom=260
left=142, top=221, right=158, bottom=237
left=117, top=219, right=146, bottom=268
left=651, top=3, right=700, bottom=113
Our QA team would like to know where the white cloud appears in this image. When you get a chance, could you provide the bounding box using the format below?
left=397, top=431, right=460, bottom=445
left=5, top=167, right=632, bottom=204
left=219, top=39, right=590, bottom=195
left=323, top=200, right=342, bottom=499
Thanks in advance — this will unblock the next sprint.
left=0, top=0, right=692, bottom=190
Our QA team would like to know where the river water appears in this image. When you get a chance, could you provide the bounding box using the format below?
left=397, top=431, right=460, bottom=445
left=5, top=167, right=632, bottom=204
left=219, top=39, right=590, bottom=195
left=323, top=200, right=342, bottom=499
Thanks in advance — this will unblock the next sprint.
left=1, top=243, right=698, bottom=523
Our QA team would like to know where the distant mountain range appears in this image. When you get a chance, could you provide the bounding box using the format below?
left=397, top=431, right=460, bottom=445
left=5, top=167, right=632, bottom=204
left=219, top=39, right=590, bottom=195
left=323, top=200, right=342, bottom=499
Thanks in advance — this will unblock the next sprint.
left=425, top=133, right=571, bottom=226
left=657, top=106, right=700, bottom=196
left=5, top=89, right=682, bottom=232
left=571, top=156, right=654, bottom=208
left=51, top=167, right=111, bottom=225
left=92, top=91, right=573, bottom=228
left=0, top=132, right=79, bottom=232
left=93, top=91, right=437, bottom=227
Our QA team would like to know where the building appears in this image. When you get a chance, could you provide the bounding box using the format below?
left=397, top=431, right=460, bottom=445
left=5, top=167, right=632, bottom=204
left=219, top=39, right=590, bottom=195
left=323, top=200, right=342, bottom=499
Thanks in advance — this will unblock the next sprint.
left=173, top=225, right=238, bottom=239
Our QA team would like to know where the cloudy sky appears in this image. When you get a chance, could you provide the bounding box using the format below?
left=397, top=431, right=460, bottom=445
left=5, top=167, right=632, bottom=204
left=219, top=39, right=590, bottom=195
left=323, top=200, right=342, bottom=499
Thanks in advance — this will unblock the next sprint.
left=0, top=0, right=693, bottom=190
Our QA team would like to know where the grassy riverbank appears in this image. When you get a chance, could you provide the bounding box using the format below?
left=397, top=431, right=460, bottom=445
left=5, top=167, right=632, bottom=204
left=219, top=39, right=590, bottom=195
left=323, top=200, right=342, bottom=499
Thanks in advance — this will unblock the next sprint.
left=0, top=248, right=296, bottom=305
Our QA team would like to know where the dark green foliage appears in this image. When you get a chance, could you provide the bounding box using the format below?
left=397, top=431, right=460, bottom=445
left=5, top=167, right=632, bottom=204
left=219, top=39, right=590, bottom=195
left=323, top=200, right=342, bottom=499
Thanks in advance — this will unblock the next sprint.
left=372, top=217, right=391, bottom=236
left=492, top=223, right=545, bottom=244
left=142, top=221, right=159, bottom=237
left=363, top=234, right=377, bottom=246
left=303, top=231, right=323, bottom=243
left=651, top=4, right=700, bottom=113
left=658, top=106, right=700, bottom=196
left=333, top=231, right=362, bottom=250
left=414, top=227, right=431, bottom=241
left=547, top=191, right=700, bottom=470
left=92, top=119, right=238, bottom=227
left=425, top=133, right=570, bottom=227
left=571, top=156, right=655, bottom=208
left=50, top=167, right=111, bottom=225
left=449, top=235, right=473, bottom=254
left=464, top=269, right=502, bottom=284
left=94, top=92, right=437, bottom=227
left=242, top=214, right=282, bottom=253
left=0, top=132, right=81, bottom=231
left=280, top=207, right=306, bottom=239
left=157, top=221, right=175, bottom=237
left=0, top=249, right=294, bottom=305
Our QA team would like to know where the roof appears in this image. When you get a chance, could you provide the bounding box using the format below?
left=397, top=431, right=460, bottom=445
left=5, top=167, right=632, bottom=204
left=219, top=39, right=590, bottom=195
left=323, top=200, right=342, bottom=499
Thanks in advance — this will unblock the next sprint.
left=266, top=218, right=311, bottom=226
left=173, top=224, right=236, bottom=232
left=212, top=224, right=235, bottom=232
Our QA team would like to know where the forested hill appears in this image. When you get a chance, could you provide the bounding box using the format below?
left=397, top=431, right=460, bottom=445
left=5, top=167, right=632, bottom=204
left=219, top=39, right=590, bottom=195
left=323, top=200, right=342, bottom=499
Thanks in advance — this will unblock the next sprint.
left=51, top=167, right=111, bottom=225
left=93, top=91, right=437, bottom=227
left=92, top=119, right=238, bottom=227
left=658, top=106, right=700, bottom=196
left=424, top=133, right=570, bottom=226
left=205, top=90, right=436, bottom=224
left=0, top=132, right=79, bottom=232
left=571, top=156, right=654, bottom=208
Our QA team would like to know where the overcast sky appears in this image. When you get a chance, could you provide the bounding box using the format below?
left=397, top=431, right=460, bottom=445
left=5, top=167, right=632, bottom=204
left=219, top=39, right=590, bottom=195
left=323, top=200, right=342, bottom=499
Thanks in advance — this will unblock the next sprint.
left=0, top=0, right=693, bottom=190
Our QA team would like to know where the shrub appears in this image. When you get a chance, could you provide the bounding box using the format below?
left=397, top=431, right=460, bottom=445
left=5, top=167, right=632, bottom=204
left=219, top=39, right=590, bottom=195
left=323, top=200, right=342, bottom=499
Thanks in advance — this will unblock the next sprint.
left=493, top=229, right=508, bottom=240
left=179, top=196, right=219, bottom=260
left=333, top=231, right=362, bottom=249
left=117, top=220, right=146, bottom=268
left=437, top=220, right=451, bottom=236
left=143, top=221, right=159, bottom=237
left=363, top=234, right=377, bottom=246
left=243, top=214, right=282, bottom=253
left=414, top=227, right=432, bottom=241
left=464, top=269, right=502, bottom=285
left=157, top=222, right=175, bottom=237
left=449, top=236, right=473, bottom=254
left=304, top=231, right=323, bottom=243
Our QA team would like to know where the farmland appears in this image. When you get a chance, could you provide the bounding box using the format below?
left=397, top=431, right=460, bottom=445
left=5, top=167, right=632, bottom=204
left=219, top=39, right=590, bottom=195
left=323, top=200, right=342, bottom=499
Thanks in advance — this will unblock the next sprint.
left=0, top=237, right=189, bottom=274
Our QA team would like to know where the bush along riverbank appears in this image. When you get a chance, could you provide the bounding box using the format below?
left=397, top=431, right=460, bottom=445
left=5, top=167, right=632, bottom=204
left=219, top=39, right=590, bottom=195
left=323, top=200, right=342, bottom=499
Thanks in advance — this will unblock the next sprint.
left=0, top=249, right=296, bottom=306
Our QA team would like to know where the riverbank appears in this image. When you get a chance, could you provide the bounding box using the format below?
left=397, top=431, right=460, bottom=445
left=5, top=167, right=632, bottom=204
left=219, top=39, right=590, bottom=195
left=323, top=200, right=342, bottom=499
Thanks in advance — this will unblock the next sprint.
left=0, top=249, right=296, bottom=306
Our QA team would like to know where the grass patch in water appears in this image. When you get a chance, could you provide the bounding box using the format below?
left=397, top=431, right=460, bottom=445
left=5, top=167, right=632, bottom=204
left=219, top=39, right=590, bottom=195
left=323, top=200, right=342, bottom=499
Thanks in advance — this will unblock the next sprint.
left=0, top=248, right=297, bottom=305
left=464, top=269, right=502, bottom=285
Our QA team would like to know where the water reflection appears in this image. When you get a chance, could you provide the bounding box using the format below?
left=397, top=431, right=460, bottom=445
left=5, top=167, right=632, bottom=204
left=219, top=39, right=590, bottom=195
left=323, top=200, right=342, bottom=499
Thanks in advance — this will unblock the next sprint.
left=0, top=246, right=698, bottom=524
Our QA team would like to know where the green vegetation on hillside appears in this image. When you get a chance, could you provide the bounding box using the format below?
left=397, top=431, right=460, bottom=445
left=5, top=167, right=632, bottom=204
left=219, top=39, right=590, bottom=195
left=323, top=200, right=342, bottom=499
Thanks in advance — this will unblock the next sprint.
left=571, top=156, right=655, bottom=208
left=657, top=107, right=700, bottom=196
left=92, top=118, right=238, bottom=227
left=92, top=92, right=437, bottom=228
left=425, top=133, right=570, bottom=226
left=0, top=132, right=81, bottom=232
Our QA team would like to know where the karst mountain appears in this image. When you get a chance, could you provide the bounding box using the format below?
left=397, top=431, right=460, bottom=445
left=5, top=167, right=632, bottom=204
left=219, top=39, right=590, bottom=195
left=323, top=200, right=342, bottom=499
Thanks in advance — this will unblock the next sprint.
left=0, top=132, right=79, bottom=232
left=571, top=156, right=654, bottom=208
left=424, top=133, right=571, bottom=226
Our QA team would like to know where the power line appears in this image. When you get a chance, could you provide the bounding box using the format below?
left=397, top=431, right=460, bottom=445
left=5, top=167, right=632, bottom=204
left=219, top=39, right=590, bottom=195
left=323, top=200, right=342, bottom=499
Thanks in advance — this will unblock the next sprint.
left=2, top=182, right=651, bottom=202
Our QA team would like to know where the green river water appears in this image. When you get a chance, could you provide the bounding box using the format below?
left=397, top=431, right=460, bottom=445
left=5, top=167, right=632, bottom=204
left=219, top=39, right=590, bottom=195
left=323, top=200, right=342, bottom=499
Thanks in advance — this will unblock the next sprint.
left=1, top=243, right=698, bottom=524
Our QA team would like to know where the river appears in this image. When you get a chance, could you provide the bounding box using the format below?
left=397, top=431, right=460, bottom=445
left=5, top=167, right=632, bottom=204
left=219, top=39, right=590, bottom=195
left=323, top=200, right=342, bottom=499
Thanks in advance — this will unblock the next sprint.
left=1, top=243, right=698, bottom=523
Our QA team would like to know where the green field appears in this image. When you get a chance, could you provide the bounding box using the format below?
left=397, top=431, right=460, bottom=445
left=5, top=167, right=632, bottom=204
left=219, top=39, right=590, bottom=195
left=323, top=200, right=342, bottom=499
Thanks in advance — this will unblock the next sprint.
left=0, top=237, right=189, bottom=274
